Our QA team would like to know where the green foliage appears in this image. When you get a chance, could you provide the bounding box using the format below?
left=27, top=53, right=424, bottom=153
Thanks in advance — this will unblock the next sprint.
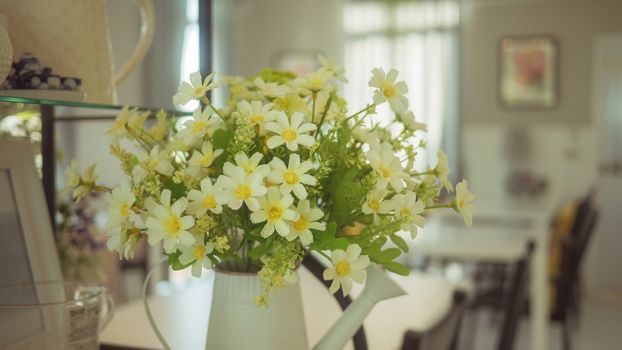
left=256, top=68, right=296, bottom=84
left=168, top=251, right=191, bottom=271
left=309, top=222, right=349, bottom=251
left=390, top=234, right=409, bottom=253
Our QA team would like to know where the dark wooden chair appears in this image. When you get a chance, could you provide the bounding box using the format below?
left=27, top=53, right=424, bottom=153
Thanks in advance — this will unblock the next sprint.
left=400, top=290, right=468, bottom=350
left=496, top=242, right=533, bottom=350
left=302, top=254, right=368, bottom=350
left=551, top=208, right=599, bottom=350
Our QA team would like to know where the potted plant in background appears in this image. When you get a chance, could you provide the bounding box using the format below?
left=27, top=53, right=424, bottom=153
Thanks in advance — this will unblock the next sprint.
left=64, top=56, right=473, bottom=350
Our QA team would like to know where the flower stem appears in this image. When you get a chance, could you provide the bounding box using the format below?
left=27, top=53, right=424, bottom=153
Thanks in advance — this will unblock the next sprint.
left=345, top=103, right=375, bottom=122
left=425, top=203, right=452, bottom=209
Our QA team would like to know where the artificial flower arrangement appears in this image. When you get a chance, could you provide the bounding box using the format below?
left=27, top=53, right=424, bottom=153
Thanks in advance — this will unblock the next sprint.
left=64, top=56, right=473, bottom=306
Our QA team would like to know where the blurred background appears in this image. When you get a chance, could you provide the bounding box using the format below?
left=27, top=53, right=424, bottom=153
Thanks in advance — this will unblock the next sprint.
left=1, top=0, right=621, bottom=349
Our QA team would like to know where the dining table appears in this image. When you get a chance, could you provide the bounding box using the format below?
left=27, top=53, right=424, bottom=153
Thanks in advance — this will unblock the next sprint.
left=410, top=207, right=553, bottom=350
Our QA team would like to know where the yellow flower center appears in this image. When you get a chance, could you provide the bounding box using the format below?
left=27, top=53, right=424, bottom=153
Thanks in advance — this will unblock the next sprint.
left=457, top=199, right=465, bottom=209
left=310, top=78, right=323, bottom=90
left=192, top=120, right=207, bottom=133
left=193, top=245, right=206, bottom=259
left=400, top=208, right=412, bottom=220
left=203, top=195, right=217, bottom=209
left=379, top=166, right=391, bottom=178
left=147, top=159, right=159, bottom=169
left=293, top=216, right=308, bottom=231
left=200, top=155, right=213, bottom=167
left=277, top=98, right=289, bottom=109
left=284, top=170, right=299, bottom=185
left=335, top=261, right=350, bottom=277
left=368, top=199, right=379, bottom=211
left=382, top=83, right=395, bottom=97
left=194, top=87, right=204, bottom=96
left=234, top=185, right=251, bottom=199
left=268, top=206, right=283, bottom=220
left=282, top=128, right=298, bottom=142
left=250, top=114, right=264, bottom=125
left=120, top=203, right=130, bottom=217
left=165, top=216, right=181, bottom=234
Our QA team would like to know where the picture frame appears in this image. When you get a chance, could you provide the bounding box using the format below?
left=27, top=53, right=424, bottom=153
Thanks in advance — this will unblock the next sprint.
left=0, top=139, right=63, bottom=349
left=499, top=35, right=559, bottom=109
left=272, top=50, right=320, bottom=76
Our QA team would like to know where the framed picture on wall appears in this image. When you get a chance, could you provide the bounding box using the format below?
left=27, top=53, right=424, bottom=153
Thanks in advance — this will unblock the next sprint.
left=499, top=35, right=559, bottom=109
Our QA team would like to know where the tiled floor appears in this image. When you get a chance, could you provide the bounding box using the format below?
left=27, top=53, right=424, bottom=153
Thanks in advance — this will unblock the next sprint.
left=460, top=297, right=622, bottom=350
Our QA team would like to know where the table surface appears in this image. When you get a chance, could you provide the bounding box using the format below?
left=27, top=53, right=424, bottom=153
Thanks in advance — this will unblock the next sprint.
left=101, top=269, right=455, bottom=350
left=101, top=210, right=552, bottom=350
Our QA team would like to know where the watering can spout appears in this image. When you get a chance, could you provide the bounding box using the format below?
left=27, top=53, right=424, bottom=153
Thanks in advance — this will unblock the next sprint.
left=313, top=265, right=406, bottom=350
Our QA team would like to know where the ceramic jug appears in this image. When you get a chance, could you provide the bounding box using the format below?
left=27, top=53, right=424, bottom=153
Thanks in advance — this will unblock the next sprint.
left=0, top=0, right=154, bottom=103
left=146, top=264, right=406, bottom=350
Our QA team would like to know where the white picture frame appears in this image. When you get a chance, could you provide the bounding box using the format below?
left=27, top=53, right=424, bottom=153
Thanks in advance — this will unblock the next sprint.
left=0, top=139, right=63, bottom=349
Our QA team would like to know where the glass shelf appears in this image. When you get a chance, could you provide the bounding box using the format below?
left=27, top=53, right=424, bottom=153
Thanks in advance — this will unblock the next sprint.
left=0, top=95, right=192, bottom=117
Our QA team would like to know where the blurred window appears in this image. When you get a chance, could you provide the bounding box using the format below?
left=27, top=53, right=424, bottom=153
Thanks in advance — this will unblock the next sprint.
left=344, top=0, right=460, bottom=172
left=179, top=0, right=201, bottom=113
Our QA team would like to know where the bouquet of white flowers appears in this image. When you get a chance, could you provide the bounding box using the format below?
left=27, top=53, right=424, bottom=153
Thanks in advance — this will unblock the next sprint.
left=65, top=56, right=473, bottom=306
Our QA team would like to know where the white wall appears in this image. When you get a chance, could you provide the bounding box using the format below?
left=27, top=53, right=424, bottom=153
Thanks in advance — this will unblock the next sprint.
left=214, top=0, right=344, bottom=75
left=459, top=0, right=622, bottom=209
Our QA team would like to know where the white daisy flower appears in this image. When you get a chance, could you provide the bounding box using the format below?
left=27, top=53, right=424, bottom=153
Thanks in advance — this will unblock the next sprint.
left=434, top=149, right=453, bottom=192
left=236, top=100, right=276, bottom=134
left=179, top=240, right=214, bottom=277
left=265, top=112, right=317, bottom=151
left=400, top=110, right=427, bottom=132
left=286, top=199, right=325, bottom=245
left=145, top=190, right=195, bottom=253
left=106, top=106, right=132, bottom=139
left=250, top=187, right=297, bottom=238
left=391, top=192, right=426, bottom=238
left=453, top=180, right=474, bottom=227
left=323, top=244, right=370, bottom=296
left=361, top=188, right=392, bottom=223
left=173, top=71, right=219, bottom=106
left=189, top=141, right=223, bottom=169
left=188, top=178, right=223, bottom=216
left=368, top=68, right=409, bottom=113
left=318, top=54, right=347, bottom=82
left=137, top=145, right=174, bottom=177
left=217, top=162, right=267, bottom=211
left=105, top=181, right=136, bottom=226
left=181, top=107, right=216, bottom=144
left=254, top=77, right=288, bottom=99
left=268, top=153, right=316, bottom=199
left=233, top=152, right=270, bottom=177
left=294, top=69, right=333, bottom=95
left=366, top=142, right=407, bottom=192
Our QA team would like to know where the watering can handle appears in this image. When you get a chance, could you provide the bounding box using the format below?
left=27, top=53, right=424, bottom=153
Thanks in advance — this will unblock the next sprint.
left=113, top=0, right=155, bottom=86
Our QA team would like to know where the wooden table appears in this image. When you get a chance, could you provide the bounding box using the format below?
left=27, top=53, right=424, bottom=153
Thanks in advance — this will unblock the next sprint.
left=101, top=269, right=456, bottom=350
left=410, top=211, right=551, bottom=350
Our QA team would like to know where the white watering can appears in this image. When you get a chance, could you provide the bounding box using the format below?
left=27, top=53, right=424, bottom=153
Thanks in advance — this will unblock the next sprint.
left=0, top=0, right=155, bottom=103
left=145, top=263, right=407, bottom=350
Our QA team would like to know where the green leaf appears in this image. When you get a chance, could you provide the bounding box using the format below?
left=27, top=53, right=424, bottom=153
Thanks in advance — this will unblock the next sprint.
left=328, top=168, right=367, bottom=226
left=310, top=222, right=349, bottom=251
left=163, top=178, right=187, bottom=200
left=384, top=261, right=411, bottom=276
left=212, top=129, right=234, bottom=150
left=168, top=251, right=192, bottom=271
left=390, top=234, right=410, bottom=253
left=376, top=247, right=401, bottom=263
left=248, top=236, right=275, bottom=259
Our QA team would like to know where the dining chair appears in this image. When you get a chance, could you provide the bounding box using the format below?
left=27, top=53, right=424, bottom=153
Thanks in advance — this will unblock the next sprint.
left=550, top=208, right=599, bottom=350
left=496, top=242, right=533, bottom=350
left=302, top=254, right=368, bottom=350
left=400, top=290, right=467, bottom=350
left=467, top=242, right=533, bottom=350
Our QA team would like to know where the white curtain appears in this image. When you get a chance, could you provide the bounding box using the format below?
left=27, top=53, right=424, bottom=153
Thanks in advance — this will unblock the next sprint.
left=344, top=0, right=460, bottom=175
